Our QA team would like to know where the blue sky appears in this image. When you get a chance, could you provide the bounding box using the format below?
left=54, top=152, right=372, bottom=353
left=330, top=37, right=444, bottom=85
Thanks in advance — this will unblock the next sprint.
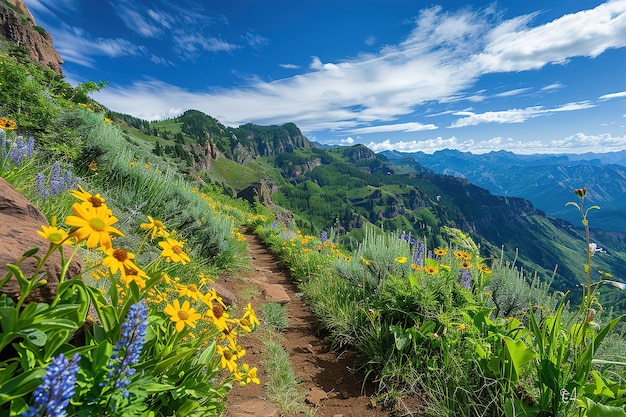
left=24, top=0, right=626, bottom=154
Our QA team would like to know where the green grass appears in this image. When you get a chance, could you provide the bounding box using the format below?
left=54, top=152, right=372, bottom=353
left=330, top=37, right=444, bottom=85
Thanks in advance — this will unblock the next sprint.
left=260, top=302, right=290, bottom=332
left=262, top=340, right=315, bottom=417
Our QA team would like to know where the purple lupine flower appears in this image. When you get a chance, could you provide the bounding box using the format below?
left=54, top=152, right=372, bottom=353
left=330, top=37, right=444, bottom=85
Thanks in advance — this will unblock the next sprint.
left=63, top=170, right=74, bottom=190
left=320, top=230, right=328, bottom=243
left=413, top=242, right=425, bottom=267
left=35, top=173, right=49, bottom=198
left=271, top=220, right=278, bottom=230
left=22, top=353, right=81, bottom=417
left=106, top=300, right=148, bottom=398
left=0, top=130, right=6, bottom=159
left=49, top=162, right=65, bottom=196
left=25, top=136, right=35, bottom=159
left=427, top=250, right=433, bottom=259
left=8, top=136, right=27, bottom=167
left=459, top=268, right=472, bottom=289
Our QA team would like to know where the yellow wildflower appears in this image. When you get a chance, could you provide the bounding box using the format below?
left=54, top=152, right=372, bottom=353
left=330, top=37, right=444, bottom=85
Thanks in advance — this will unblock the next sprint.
left=424, top=266, right=438, bottom=275
left=453, top=250, right=471, bottom=261
left=216, top=345, right=238, bottom=372
left=158, top=237, right=190, bottom=264
left=242, top=302, right=260, bottom=328
left=395, top=256, right=408, bottom=264
left=70, top=185, right=109, bottom=211
left=101, top=247, right=140, bottom=279
left=37, top=217, right=70, bottom=245
left=0, top=117, right=17, bottom=130
left=164, top=299, right=201, bottom=333
left=140, top=215, right=169, bottom=239
left=65, top=203, right=123, bottom=248
left=120, top=266, right=148, bottom=289
left=176, top=283, right=203, bottom=302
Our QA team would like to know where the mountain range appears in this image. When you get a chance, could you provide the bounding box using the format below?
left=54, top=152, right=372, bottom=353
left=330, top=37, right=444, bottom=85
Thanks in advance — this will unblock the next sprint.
left=106, top=109, right=626, bottom=306
left=381, top=149, right=626, bottom=233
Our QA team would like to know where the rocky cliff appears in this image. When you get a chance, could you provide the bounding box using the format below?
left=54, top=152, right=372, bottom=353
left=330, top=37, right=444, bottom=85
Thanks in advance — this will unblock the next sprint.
left=0, top=0, right=63, bottom=73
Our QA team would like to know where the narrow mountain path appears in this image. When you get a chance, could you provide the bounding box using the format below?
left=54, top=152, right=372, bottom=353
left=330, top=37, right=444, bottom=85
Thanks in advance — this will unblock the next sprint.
left=222, top=231, right=394, bottom=417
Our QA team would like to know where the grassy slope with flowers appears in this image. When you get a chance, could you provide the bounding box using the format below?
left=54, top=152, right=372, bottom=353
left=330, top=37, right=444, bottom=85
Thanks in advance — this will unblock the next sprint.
left=0, top=50, right=273, bottom=416
left=3, top=47, right=626, bottom=417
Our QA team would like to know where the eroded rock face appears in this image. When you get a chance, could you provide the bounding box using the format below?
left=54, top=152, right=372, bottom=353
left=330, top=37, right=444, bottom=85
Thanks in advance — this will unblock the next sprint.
left=0, top=178, right=81, bottom=303
left=0, top=0, right=63, bottom=74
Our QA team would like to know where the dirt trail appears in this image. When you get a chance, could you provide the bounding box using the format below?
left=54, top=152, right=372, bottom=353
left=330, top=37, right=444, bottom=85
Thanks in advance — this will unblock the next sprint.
left=222, top=232, right=393, bottom=417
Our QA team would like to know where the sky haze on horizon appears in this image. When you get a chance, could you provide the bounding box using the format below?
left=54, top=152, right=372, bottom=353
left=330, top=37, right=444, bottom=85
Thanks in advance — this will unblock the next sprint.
left=24, top=0, right=626, bottom=154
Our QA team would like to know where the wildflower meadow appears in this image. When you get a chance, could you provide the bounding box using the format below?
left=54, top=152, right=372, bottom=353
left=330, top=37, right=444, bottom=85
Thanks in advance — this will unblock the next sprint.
left=2, top=50, right=626, bottom=417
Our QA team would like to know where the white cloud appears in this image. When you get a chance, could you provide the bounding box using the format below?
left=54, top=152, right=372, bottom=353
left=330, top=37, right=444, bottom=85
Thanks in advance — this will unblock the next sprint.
left=348, top=122, right=438, bottom=134
left=449, top=101, right=595, bottom=127
left=80, top=1, right=625, bottom=145
left=51, top=26, right=147, bottom=66
left=474, top=0, right=626, bottom=72
left=493, top=88, right=531, bottom=97
left=365, top=132, right=626, bottom=155
left=599, top=91, right=626, bottom=100
left=279, top=64, right=299, bottom=69
left=541, top=82, right=565, bottom=91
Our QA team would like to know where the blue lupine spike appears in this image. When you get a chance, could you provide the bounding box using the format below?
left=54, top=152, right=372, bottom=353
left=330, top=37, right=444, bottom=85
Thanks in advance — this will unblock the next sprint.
left=105, top=299, right=149, bottom=399
left=22, top=353, right=81, bottom=417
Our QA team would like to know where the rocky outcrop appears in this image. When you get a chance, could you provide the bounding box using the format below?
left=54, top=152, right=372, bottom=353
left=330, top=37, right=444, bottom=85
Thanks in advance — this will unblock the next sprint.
left=191, top=140, right=222, bottom=171
left=0, top=0, right=63, bottom=74
left=0, top=178, right=81, bottom=303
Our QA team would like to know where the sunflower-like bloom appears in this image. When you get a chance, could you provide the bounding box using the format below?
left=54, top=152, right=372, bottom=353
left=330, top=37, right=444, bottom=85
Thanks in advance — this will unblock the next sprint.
left=204, top=301, right=232, bottom=331
left=216, top=345, right=239, bottom=373
left=140, top=215, right=169, bottom=239
left=453, top=250, right=472, bottom=261
left=65, top=203, right=123, bottom=248
left=394, top=256, right=408, bottom=264
left=70, top=184, right=109, bottom=212
left=434, top=248, right=448, bottom=257
left=164, top=299, right=201, bottom=333
left=0, top=117, right=17, bottom=130
left=120, top=266, right=148, bottom=289
left=37, top=217, right=70, bottom=245
left=176, top=283, right=203, bottom=302
left=101, top=247, right=139, bottom=276
left=242, top=302, right=260, bottom=329
left=158, top=237, right=190, bottom=264
left=241, top=364, right=260, bottom=385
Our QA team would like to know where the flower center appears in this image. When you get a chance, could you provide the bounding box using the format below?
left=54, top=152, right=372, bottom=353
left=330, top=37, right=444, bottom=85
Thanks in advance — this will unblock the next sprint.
left=49, top=232, right=63, bottom=242
left=213, top=304, right=225, bottom=319
left=178, top=310, right=190, bottom=321
left=223, top=350, right=233, bottom=360
left=154, top=220, right=163, bottom=228
left=172, top=245, right=183, bottom=254
left=88, top=196, right=103, bottom=208
left=240, top=318, right=250, bottom=327
left=89, top=217, right=106, bottom=230
left=113, top=248, right=128, bottom=262
left=187, top=284, right=197, bottom=292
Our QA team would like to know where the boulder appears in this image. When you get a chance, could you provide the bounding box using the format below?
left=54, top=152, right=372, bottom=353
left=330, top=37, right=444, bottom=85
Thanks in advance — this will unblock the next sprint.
left=0, top=178, right=81, bottom=303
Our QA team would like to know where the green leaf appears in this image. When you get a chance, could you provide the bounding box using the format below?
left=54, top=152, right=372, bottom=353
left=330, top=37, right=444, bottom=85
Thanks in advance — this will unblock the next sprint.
left=18, top=328, right=47, bottom=346
left=0, top=367, right=46, bottom=405
left=21, top=247, right=40, bottom=258
left=0, top=306, right=18, bottom=332
left=390, top=324, right=411, bottom=351
left=5, top=264, right=29, bottom=293
left=502, top=336, right=536, bottom=382
left=588, top=370, right=616, bottom=399
left=586, top=398, right=626, bottom=417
